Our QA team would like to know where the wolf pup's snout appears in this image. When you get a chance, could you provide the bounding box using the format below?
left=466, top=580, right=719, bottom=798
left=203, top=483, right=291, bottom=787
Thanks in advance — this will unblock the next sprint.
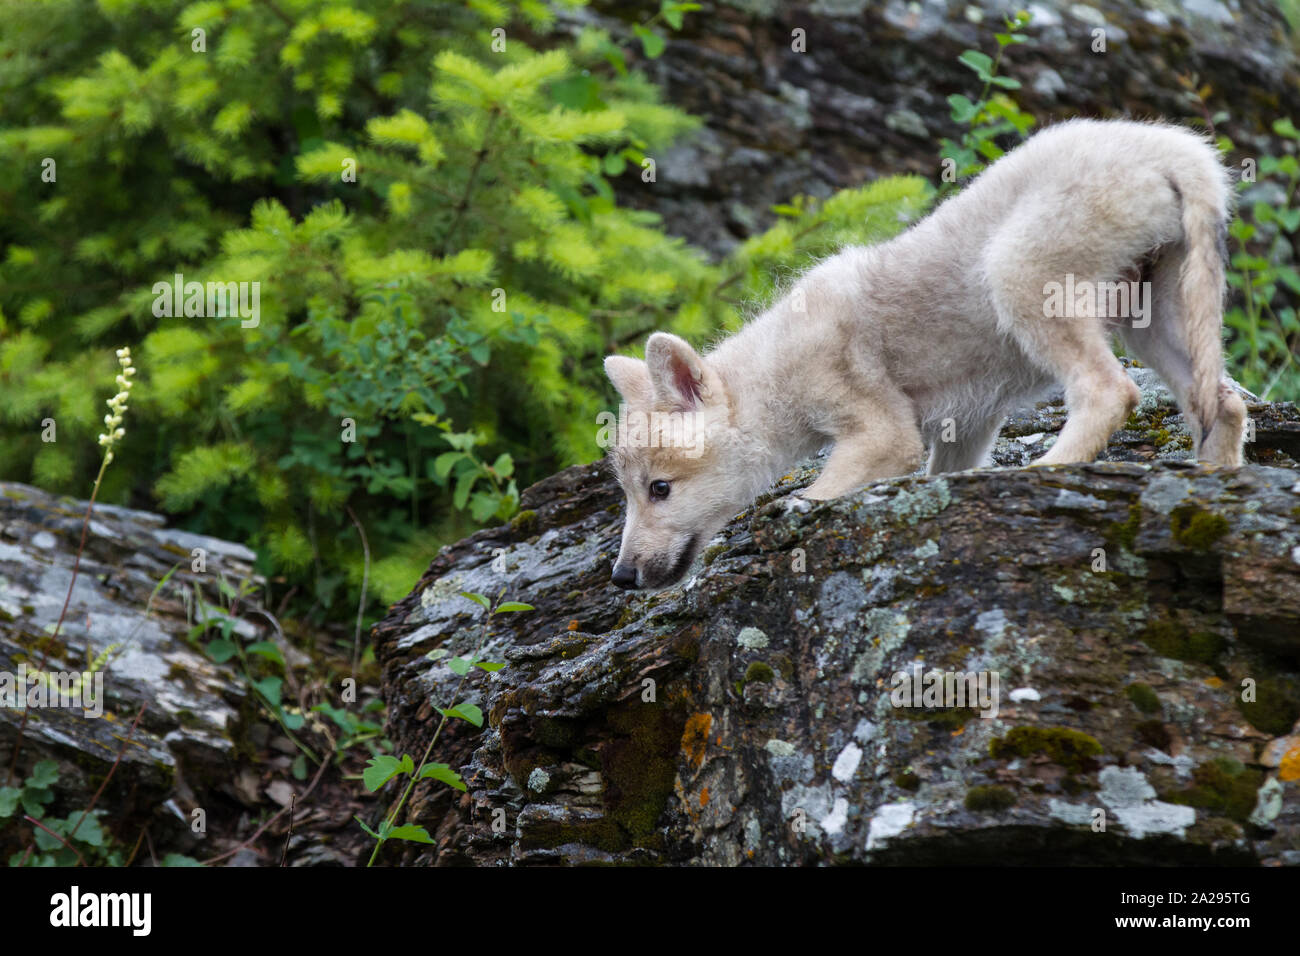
left=610, top=563, right=638, bottom=589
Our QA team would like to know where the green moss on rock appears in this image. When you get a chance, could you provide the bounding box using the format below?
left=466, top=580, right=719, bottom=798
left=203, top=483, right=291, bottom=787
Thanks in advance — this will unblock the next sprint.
left=1139, top=619, right=1226, bottom=666
left=1169, top=504, right=1230, bottom=549
left=965, top=784, right=1017, bottom=812
left=1108, top=502, right=1142, bottom=550
left=1125, top=683, right=1161, bottom=714
left=509, top=509, right=538, bottom=535
left=1236, top=677, right=1300, bottom=736
left=601, top=703, right=686, bottom=849
left=893, top=770, right=921, bottom=791
left=989, top=726, right=1103, bottom=772
left=700, top=543, right=728, bottom=566
left=1163, top=758, right=1264, bottom=824
left=743, top=661, right=775, bottom=684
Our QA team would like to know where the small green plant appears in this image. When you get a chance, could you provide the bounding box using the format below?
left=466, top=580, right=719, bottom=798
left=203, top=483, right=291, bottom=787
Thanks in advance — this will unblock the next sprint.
left=938, top=9, right=1035, bottom=191
left=190, top=575, right=320, bottom=765
left=1223, top=120, right=1300, bottom=400
left=419, top=420, right=520, bottom=523
left=313, top=698, right=390, bottom=768
left=1180, top=79, right=1300, bottom=401
left=358, top=590, right=531, bottom=866
left=1, top=761, right=120, bottom=866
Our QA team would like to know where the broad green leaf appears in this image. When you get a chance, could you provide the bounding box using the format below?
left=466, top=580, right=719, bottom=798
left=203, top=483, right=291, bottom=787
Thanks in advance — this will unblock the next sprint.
left=252, top=676, right=282, bottom=708
left=387, top=824, right=434, bottom=843
left=27, top=761, right=59, bottom=788
left=633, top=25, right=666, bottom=59
left=957, top=50, right=994, bottom=80
left=433, top=451, right=462, bottom=480
left=494, top=601, right=534, bottom=614
left=1273, top=117, right=1300, bottom=140
left=245, top=641, right=284, bottom=664
left=205, top=638, right=238, bottom=664
left=444, top=703, right=483, bottom=727
left=419, top=762, right=467, bottom=790
left=947, top=94, right=978, bottom=123
left=363, top=753, right=414, bottom=791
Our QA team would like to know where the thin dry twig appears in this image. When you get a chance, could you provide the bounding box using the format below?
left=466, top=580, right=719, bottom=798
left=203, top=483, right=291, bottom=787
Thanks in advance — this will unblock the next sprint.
left=202, top=755, right=331, bottom=866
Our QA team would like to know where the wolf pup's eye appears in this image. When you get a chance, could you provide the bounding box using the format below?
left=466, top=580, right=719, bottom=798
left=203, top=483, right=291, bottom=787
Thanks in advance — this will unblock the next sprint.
left=648, top=480, right=671, bottom=501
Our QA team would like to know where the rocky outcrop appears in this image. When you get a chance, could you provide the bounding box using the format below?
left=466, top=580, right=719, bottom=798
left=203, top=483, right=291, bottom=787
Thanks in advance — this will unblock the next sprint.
left=0, top=483, right=259, bottom=858
left=582, top=0, right=1300, bottom=255
left=374, top=370, right=1300, bottom=865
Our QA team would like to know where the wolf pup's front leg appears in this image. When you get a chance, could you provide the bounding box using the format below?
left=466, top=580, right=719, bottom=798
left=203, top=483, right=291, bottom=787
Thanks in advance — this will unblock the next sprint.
left=801, top=405, right=926, bottom=500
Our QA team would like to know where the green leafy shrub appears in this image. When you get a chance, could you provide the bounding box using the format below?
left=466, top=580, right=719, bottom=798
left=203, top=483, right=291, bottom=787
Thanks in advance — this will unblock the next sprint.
left=0, top=0, right=930, bottom=617
left=1221, top=118, right=1300, bottom=400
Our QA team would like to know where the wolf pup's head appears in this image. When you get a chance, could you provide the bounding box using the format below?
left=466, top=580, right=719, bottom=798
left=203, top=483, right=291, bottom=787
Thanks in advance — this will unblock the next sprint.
left=604, top=332, right=750, bottom=590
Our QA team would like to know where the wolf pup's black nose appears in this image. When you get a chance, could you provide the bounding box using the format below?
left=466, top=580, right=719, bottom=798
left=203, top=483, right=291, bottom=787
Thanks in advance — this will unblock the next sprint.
left=610, top=564, right=638, bottom=589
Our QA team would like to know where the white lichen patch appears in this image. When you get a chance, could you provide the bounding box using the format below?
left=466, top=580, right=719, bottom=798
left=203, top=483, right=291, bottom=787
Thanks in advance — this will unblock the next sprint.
left=831, top=742, right=863, bottom=782
left=911, top=539, right=940, bottom=560
left=1098, top=766, right=1196, bottom=839
left=886, top=480, right=951, bottom=526
left=765, top=738, right=797, bottom=758
left=1051, top=489, right=1107, bottom=511
left=737, top=626, right=769, bottom=650
left=1048, top=798, right=1095, bottom=827
left=820, top=797, right=850, bottom=836
left=866, top=802, right=915, bottom=850
left=1249, top=777, right=1284, bottom=827
left=781, top=782, right=833, bottom=837
left=1113, top=803, right=1196, bottom=840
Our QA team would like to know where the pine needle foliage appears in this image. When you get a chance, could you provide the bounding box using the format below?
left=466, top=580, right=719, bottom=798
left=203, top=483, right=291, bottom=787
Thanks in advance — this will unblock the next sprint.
left=0, top=0, right=929, bottom=614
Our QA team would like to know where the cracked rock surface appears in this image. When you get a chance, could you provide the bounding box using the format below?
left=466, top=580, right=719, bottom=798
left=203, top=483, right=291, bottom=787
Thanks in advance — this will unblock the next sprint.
left=375, top=368, right=1300, bottom=865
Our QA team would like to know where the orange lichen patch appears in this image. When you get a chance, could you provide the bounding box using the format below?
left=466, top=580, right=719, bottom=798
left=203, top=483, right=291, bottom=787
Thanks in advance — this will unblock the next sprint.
left=681, top=712, right=712, bottom=770
left=1281, top=744, right=1300, bottom=782
left=567, top=619, right=579, bottom=631
left=1203, top=676, right=1224, bottom=689
left=699, top=787, right=710, bottom=807
left=951, top=725, right=965, bottom=737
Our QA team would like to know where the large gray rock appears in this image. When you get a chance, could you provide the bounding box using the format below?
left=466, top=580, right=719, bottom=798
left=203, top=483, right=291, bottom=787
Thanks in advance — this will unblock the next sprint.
left=0, top=482, right=259, bottom=857
left=374, top=370, right=1300, bottom=865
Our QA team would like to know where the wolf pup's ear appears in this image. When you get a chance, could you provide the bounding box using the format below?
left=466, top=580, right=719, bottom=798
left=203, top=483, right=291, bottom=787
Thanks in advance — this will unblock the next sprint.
left=645, top=332, right=711, bottom=411
left=604, top=355, right=651, bottom=405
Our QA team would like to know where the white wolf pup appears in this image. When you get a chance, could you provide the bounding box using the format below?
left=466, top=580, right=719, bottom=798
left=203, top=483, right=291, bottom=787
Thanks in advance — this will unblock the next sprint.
left=604, top=119, right=1247, bottom=590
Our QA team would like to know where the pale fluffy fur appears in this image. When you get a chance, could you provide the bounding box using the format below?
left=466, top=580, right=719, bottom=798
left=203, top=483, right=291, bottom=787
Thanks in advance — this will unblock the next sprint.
left=604, top=118, right=1247, bottom=589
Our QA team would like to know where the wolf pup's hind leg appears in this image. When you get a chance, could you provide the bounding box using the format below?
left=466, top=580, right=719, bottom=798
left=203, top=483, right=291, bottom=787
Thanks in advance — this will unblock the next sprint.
left=1117, top=252, right=1246, bottom=465
left=989, top=266, right=1141, bottom=465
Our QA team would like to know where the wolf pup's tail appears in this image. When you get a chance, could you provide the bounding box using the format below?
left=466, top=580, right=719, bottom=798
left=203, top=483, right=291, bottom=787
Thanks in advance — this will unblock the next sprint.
left=1174, top=155, right=1246, bottom=465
